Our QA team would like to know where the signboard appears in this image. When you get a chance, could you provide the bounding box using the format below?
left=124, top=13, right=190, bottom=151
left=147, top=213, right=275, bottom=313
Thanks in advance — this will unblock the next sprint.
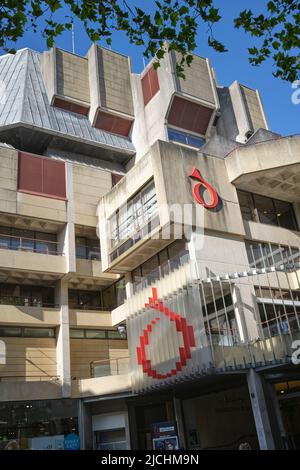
left=151, top=421, right=179, bottom=450
left=64, top=432, right=81, bottom=450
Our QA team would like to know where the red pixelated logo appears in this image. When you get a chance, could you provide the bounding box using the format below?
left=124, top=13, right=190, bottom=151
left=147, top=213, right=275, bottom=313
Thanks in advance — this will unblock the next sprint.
left=189, top=167, right=219, bottom=209
left=136, top=288, right=196, bottom=379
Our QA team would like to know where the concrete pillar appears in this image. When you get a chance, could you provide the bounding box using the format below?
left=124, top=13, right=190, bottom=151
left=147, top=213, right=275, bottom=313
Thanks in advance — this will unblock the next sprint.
left=65, top=162, right=76, bottom=273
left=173, top=396, right=186, bottom=449
left=247, top=369, right=276, bottom=450
left=56, top=279, right=71, bottom=397
left=78, top=400, right=93, bottom=450
left=232, top=284, right=260, bottom=342
left=124, top=272, right=133, bottom=299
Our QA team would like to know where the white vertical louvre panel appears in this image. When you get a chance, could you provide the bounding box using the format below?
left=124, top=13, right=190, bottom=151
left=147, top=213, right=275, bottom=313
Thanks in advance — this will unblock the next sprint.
left=126, top=245, right=300, bottom=393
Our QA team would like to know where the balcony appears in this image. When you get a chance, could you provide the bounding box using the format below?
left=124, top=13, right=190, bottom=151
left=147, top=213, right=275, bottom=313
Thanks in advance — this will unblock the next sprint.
left=0, top=232, right=66, bottom=275
left=71, top=356, right=131, bottom=398
left=91, top=356, right=130, bottom=377
left=0, top=300, right=60, bottom=327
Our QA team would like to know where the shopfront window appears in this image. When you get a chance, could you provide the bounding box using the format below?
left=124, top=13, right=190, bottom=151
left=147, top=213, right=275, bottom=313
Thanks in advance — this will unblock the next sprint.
left=0, top=399, right=78, bottom=450
left=237, top=190, right=298, bottom=230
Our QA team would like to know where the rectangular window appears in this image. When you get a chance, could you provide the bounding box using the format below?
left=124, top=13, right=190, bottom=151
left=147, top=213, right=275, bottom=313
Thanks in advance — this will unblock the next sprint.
left=69, top=328, right=85, bottom=339
left=0, top=227, right=58, bottom=255
left=167, top=127, right=205, bottom=149
left=75, top=237, right=100, bottom=260
left=0, top=283, right=55, bottom=307
left=23, top=328, right=55, bottom=338
left=68, top=289, right=101, bottom=310
left=109, top=180, right=158, bottom=253
left=142, top=66, right=160, bottom=106
left=18, top=152, right=66, bottom=200
left=85, top=330, right=106, bottom=339
left=0, top=327, right=55, bottom=338
left=237, top=190, right=298, bottom=231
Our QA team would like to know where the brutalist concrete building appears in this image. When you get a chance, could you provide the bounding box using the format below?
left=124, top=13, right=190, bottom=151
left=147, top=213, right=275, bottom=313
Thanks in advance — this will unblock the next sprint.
left=0, top=44, right=299, bottom=450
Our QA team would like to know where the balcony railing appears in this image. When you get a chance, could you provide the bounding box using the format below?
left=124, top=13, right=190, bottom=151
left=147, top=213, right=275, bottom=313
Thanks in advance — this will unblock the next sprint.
left=90, top=357, right=130, bottom=378
left=0, top=233, right=62, bottom=256
left=133, top=250, right=190, bottom=294
left=0, top=296, right=57, bottom=308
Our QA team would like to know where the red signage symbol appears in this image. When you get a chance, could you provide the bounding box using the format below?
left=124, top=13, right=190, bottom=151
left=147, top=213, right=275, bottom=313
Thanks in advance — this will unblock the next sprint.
left=189, top=167, right=219, bottom=209
left=136, top=288, right=196, bottom=380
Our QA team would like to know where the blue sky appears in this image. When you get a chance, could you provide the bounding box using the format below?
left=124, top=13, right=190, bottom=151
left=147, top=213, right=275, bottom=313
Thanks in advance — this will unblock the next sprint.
left=3, top=0, right=299, bottom=136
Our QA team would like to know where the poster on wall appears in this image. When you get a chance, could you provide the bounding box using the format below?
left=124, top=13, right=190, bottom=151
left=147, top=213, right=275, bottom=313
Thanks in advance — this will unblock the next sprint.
left=151, top=421, right=179, bottom=450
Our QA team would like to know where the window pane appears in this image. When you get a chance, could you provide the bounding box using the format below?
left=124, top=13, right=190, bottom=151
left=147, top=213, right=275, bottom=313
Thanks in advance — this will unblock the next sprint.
left=253, top=194, right=277, bottom=226
left=237, top=191, right=255, bottom=222
left=274, top=200, right=297, bottom=230
left=70, top=329, right=85, bottom=338
left=115, top=278, right=126, bottom=307
left=12, top=229, right=34, bottom=251
left=35, top=232, right=57, bottom=255
left=23, top=328, right=55, bottom=338
left=0, top=327, right=22, bottom=337
left=107, top=330, right=127, bottom=340
left=0, top=226, right=11, bottom=250
left=75, top=237, right=87, bottom=259
left=85, top=329, right=106, bottom=339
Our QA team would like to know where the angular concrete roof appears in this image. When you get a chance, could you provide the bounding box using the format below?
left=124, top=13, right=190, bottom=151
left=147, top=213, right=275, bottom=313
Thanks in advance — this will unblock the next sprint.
left=0, top=48, right=135, bottom=155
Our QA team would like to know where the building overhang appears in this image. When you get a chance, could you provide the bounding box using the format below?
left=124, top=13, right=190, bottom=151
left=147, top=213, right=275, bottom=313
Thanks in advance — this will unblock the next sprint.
left=226, top=135, right=300, bottom=202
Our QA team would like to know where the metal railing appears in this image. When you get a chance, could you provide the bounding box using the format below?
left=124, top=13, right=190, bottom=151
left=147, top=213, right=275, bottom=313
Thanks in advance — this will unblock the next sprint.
left=90, top=357, right=130, bottom=378
left=133, top=250, right=190, bottom=294
left=0, top=233, right=63, bottom=256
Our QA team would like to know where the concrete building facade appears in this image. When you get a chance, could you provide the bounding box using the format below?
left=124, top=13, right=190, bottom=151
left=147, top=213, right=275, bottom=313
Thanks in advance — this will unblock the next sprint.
left=0, top=44, right=299, bottom=450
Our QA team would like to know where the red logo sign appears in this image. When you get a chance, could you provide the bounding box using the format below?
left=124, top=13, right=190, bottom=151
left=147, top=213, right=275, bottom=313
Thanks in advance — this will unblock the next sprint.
left=189, top=167, right=219, bottom=209
left=136, top=288, right=196, bottom=379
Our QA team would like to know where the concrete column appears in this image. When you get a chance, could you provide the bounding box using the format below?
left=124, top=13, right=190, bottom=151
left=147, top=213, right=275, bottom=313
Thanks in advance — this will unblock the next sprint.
left=124, top=272, right=133, bottom=299
left=247, top=369, right=276, bottom=450
left=173, top=396, right=186, bottom=449
left=78, top=400, right=93, bottom=450
left=56, top=279, right=71, bottom=397
left=232, top=284, right=260, bottom=342
left=65, top=162, right=76, bottom=273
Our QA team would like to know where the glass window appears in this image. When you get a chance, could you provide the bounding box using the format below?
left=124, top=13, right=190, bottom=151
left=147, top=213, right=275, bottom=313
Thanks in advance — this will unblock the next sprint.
left=237, top=191, right=256, bottom=222
left=102, top=284, right=116, bottom=310
left=238, top=190, right=298, bottom=231
left=69, top=329, right=85, bottom=338
left=0, top=327, right=22, bottom=337
left=109, top=179, right=158, bottom=250
left=75, top=237, right=87, bottom=259
left=107, top=329, right=127, bottom=340
left=274, top=199, right=297, bottom=230
left=85, top=329, right=106, bottom=339
left=35, top=232, right=57, bottom=255
left=12, top=229, right=34, bottom=251
left=167, top=127, right=205, bottom=149
left=0, top=226, right=11, bottom=250
left=23, top=328, right=55, bottom=338
left=115, top=278, right=126, bottom=307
